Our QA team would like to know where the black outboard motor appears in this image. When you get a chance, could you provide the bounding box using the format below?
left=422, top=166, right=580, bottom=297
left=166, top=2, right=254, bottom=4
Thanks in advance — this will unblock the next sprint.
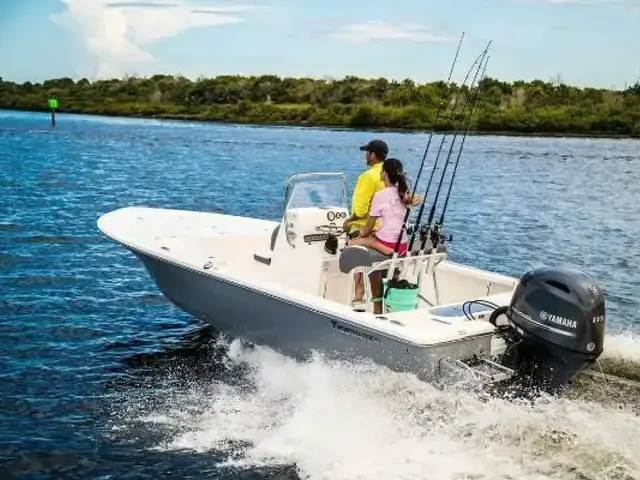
left=497, top=267, right=605, bottom=395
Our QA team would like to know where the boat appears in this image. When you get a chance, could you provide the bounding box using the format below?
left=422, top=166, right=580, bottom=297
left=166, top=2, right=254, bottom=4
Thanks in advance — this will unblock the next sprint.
left=97, top=171, right=606, bottom=395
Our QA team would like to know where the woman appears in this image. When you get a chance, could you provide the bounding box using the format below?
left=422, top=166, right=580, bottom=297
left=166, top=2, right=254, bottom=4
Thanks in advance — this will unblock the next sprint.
left=345, top=158, right=415, bottom=312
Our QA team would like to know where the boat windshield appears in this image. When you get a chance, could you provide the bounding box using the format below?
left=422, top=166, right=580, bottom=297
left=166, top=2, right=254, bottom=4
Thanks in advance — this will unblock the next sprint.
left=284, top=173, right=347, bottom=211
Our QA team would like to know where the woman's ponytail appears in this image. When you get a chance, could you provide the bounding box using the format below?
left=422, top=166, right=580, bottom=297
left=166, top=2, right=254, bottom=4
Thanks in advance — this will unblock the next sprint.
left=397, top=172, right=410, bottom=204
left=383, top=158, right=412, bottom=205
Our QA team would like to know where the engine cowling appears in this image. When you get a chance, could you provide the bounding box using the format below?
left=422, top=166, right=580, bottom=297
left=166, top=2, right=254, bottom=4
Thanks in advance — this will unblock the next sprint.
left=501, top=267, right=605, bottom=394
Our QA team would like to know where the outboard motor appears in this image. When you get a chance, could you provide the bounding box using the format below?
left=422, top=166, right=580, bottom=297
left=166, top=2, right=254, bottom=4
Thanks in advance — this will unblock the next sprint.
left=497, top=267, right=605, bottom=395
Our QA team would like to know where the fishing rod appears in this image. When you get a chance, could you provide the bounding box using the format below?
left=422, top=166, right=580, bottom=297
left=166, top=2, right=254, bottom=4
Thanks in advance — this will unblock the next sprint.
left=435, top=56, right=490, bottom=233
left=390, top=31, right=466, bottom=257
left=407, top=41, right=492, bottom=252
left=405, top=31, right=465, bottom=205
left=419, top=52, right=491, bottom=253
left=383, top=40, right=490, bottom=309
left=407, top=43, right=491, bottom=252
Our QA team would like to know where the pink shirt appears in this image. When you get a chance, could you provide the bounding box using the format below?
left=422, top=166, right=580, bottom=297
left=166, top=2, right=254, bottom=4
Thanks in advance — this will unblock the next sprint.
left=369, top=187, right=408, bottom=244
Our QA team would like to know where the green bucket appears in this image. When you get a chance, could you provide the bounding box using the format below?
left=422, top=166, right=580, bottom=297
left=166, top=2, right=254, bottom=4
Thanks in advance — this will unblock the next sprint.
left=384, top=280, right=419, bottom=312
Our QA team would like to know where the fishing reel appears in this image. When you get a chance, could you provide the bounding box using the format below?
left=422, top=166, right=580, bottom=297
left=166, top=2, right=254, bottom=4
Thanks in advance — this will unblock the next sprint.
left=415, top=223, right=452, bottom=251
left=431, top=224, right=453, bottom=248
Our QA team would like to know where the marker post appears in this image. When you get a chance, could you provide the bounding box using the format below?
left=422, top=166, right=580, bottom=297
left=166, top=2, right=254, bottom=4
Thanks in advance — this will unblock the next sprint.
left=48, top=98, right=58, bottom=127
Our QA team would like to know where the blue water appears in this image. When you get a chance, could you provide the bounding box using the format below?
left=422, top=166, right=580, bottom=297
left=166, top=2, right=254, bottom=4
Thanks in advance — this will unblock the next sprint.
left=1, top=109, right=639, bottom=479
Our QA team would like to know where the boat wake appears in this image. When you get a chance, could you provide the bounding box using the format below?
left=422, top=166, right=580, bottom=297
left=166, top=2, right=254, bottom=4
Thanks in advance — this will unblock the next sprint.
left=108, top=331, right=640, bottom=480
left=601, top=331, right=640, bottom=364
left=569, top=332, right=640, bottom=416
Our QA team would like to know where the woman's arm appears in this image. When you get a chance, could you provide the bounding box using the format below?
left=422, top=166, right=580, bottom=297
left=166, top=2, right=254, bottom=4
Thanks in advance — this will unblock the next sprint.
left=406, top=192, right=423, bottom=206
left=359, top=216, right=378, bottom=238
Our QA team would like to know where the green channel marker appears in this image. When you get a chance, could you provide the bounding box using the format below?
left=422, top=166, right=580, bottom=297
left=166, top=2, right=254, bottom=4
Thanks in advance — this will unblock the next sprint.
left=48, top=98, right=58, bottom=126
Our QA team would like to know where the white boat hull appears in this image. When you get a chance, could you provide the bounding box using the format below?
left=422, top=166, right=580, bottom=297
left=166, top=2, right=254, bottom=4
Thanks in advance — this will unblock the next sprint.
left=139, top=246, right=504, bottom=379
left=98, top=205, right=515, bottom=385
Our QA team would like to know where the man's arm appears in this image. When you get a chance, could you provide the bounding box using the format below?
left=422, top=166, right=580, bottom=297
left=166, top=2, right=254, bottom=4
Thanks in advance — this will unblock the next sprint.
left=343, top=174, right=374, bottom=230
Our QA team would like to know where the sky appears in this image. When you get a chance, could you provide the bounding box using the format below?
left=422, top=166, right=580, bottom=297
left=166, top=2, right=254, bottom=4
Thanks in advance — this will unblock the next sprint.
left=0, top=0, right=639, bottom=89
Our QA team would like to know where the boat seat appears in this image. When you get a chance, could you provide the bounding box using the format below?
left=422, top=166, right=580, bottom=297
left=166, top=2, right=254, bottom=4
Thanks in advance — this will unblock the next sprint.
left=339, top=246, right=391, bottom=274
left=338, top=241, right=448, bottom=275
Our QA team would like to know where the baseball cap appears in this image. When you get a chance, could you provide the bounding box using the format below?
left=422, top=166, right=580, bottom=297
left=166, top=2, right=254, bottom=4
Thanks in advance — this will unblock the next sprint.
left=359, top=139, right=388, bottom=156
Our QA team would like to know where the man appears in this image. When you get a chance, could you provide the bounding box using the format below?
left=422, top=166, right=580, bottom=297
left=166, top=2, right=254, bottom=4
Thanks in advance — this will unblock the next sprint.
left=342, top=139, right=388, bottom=237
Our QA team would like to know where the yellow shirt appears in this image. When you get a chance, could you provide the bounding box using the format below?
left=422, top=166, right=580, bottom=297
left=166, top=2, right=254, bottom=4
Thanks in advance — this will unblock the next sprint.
left=349, top=162, right=385, bottom=232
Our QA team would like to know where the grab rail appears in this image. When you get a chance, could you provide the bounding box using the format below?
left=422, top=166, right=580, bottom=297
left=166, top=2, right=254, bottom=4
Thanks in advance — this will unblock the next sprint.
left=365, top=252, right=447, bottom=277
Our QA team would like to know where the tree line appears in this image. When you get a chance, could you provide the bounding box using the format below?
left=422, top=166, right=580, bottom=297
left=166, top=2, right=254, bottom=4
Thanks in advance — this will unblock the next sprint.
left=1, top=74, right=639, bottom=137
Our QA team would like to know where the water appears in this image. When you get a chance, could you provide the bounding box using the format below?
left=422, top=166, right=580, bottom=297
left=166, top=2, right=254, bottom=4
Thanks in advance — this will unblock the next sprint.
left=1, top=109, right=639, bottom=479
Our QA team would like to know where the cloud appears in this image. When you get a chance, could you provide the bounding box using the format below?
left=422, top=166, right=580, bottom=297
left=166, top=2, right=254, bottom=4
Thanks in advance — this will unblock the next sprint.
left=51, top=0, right=256, bottom=79
left=106, top=2, right=177, bottom=7
left=330, top=21, right=454, bottom=44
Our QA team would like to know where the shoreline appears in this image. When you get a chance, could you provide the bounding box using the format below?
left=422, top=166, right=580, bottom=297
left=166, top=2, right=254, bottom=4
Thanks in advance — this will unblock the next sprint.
left=2, top=106, right=638, bottom=141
